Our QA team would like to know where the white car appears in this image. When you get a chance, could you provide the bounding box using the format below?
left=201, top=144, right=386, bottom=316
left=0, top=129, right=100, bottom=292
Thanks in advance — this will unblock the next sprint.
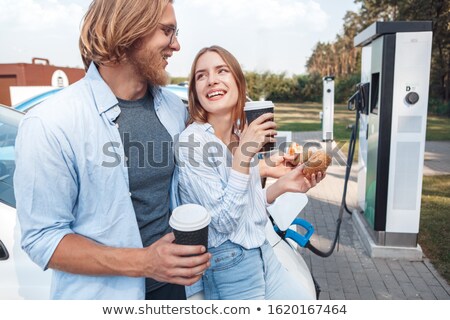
left=0, top=103, right=317, bottom=299
left=0, top=105, right=52, bottom=299
left=165, top=84, right=189, bottom=105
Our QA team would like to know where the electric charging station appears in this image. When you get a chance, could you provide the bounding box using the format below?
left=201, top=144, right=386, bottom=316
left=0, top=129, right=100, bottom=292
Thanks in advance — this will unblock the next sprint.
left=322, top=76, right=335, bottom=141
left=352, top=21, right=433, bottom=259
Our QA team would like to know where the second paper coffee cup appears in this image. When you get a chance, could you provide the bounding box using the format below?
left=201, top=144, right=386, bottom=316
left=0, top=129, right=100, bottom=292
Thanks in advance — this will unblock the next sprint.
left=169, top=204, right=211, bottom=250
left=244, top=100, right=275, bottom=153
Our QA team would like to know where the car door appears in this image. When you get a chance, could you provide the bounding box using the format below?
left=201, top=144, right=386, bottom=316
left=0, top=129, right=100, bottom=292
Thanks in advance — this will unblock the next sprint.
left=0, top=106, right=51, bottom=299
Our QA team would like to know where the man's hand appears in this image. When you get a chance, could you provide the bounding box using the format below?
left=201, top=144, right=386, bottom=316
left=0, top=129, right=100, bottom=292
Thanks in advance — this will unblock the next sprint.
left=143, top=233, right=211, bottom=286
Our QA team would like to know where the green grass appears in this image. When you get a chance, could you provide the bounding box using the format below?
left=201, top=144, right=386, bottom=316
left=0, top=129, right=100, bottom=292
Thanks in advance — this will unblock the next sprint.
left=420, top=175, right=450, bottom=283
left=426, top=115, right=450, bottom=140
left=275, top=103, right=360, bottom=158
left=275, top=103, right=450, bottom=160
left=275, top=102, right=450, bottom=284
left=275, top=103, right=450, bottom=141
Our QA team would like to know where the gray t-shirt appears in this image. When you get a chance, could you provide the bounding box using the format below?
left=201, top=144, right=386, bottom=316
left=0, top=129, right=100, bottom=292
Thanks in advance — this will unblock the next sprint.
left=116, top=90, right=174, bottom=292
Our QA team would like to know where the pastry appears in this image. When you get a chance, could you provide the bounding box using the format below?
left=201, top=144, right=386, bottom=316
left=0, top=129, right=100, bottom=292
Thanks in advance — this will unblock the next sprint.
left=303, top=150, right=331, bottom=176
left=288, top=142, right=312, bottom=165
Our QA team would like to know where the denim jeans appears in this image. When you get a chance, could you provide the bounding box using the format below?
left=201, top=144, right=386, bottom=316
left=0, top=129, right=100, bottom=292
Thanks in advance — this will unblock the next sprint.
left=202, top=240, right=312, bottom=300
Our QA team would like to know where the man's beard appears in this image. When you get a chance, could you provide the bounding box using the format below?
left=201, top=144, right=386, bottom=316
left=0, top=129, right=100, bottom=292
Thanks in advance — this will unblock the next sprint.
left=129, top=47, right=169, bottom=86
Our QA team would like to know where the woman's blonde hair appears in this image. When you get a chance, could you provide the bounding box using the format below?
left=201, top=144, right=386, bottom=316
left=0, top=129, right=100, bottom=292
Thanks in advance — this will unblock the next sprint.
left=79, top=0, right=172, bottom=69
left=188, top=46, right=247, bottom=132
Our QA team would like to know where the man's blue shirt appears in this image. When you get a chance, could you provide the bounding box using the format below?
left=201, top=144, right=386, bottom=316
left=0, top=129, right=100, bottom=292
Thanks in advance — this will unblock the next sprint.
left=14, top=63, right=187, bottom=299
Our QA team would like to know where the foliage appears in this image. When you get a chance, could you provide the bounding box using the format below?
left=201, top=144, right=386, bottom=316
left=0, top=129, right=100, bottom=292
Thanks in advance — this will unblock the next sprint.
left=335, top=74, right=361, bottom=104
left=244, top=71, right=361, bottom=104
left=170, top=77, right=188, bottom=85
left=305, top=0, right=449, bottom=113
left=243, top=0, right=449, bottom=112
left=428, top=99, right=450, bottom=117
left=296, top=73, right=322, bottom=103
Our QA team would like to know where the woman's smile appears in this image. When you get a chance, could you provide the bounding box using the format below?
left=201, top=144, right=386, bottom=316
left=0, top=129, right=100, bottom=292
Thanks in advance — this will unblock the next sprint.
left=206, top=89, right=227, bottom=100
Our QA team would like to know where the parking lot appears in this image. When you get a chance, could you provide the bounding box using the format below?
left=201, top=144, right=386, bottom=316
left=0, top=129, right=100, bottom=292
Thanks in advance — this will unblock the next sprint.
left=271, top=131, right=450, bottom=299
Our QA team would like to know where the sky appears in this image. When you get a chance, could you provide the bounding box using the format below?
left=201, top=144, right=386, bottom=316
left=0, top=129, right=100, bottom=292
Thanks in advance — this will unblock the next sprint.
left=0, top=0, right=359, bottom=77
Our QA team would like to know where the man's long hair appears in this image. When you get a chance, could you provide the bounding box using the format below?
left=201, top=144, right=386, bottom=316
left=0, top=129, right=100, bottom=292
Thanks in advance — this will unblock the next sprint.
left=188, top=46, right=247, bottom=132
left=79, top=0, right=172, bottom=69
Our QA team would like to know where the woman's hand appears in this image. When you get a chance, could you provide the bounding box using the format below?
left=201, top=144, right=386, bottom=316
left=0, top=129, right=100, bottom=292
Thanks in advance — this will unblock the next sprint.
left=265, top=164, right=324, bottom=204
left=259, top=151, right=299, bottom=178
left=233, top=113, right=276, bottom=174
left=239, top=113, right=276, bottom=159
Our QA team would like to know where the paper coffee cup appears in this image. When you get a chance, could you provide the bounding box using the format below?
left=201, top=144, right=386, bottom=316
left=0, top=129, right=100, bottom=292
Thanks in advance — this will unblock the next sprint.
left=169, top=204, right=211, bottom=249
left=244, top=101, right=275, bottom=153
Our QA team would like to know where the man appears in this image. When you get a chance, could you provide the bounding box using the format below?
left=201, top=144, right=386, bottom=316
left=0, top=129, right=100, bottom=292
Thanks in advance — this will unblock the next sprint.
left=14, top=0, right=210, bottom=300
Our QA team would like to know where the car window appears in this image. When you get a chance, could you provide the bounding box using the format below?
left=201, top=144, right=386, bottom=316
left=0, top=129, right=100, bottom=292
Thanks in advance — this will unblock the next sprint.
left=0, top=107, right=22, bottom=207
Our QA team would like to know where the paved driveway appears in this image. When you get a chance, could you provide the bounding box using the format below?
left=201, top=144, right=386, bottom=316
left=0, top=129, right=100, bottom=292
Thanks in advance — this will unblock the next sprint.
left=268, top=132, right=450, bottom=299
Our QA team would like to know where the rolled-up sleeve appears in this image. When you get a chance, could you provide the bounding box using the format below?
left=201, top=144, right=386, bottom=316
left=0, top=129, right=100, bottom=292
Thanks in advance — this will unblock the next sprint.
left=176, top=131, right=250, bottom=236
left=14, top=116, right=77, bottom=270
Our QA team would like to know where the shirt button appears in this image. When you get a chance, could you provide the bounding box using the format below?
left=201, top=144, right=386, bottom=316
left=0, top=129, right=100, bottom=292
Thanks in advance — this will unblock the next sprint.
left=129, top=192, right=132, bottom=197
left=115, top=122, right=119, bottom=129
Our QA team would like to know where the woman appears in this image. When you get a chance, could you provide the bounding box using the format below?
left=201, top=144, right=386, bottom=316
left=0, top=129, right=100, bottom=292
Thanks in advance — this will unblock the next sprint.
left=176, top=45, right=320, bottom=299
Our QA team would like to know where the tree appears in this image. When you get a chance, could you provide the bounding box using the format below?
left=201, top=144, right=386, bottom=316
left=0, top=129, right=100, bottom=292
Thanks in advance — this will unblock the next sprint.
left=306, top=0, right=449, bottom=113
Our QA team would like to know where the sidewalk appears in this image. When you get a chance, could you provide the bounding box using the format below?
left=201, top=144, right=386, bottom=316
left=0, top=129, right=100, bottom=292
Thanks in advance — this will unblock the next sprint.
left=423, top=141, right=450, bottom=175
left=272, top=131, right=450, bottom=300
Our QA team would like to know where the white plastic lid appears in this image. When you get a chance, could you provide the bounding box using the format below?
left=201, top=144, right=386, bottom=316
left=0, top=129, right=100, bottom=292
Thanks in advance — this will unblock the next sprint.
left=244, top=100, right=274, bottom=111
left=169, top=204, right=211, bottom=232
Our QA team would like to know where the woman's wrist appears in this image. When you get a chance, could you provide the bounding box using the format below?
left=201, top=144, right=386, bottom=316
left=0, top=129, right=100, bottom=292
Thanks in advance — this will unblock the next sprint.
left=233, top=148, right=253, bottom=174
left=266, top=180, right=286, bottom=204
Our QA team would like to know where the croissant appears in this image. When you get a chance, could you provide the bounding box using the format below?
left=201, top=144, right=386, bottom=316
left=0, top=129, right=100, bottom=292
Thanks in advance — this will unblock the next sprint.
left=288, top=142, right=313, bottom=165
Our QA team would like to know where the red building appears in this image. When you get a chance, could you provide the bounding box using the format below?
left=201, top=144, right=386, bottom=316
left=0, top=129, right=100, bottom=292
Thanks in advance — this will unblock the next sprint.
left=0, top=58, right=85, bottom=105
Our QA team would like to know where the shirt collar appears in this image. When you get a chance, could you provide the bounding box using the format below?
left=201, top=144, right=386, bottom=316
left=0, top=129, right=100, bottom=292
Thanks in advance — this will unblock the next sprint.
left=149, top=85, right=163, bottom=111
left=195, top=122, right=214, bottom=133
left=85, top=63, right=119, bottom=116
left=85, top=63, right=165, bottom=120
